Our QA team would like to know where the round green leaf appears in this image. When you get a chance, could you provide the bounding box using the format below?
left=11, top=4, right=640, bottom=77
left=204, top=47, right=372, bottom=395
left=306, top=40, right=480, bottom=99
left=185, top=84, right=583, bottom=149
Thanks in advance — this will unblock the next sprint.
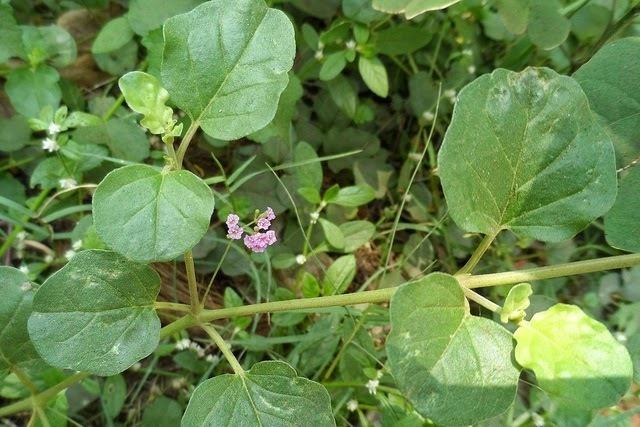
left=92, top=16, right=134, bottom=54
left=514, top=304, right=633, bottom=410
left=161, top=0, right=295, bottom=140
left=5, top=65, right=61, bottom=118
left=372, top=0, right=461, bottom=18
left=573, top=37, right=640, bottom=168
left=93, top=164, right=215, bottom=262
left=0, top=267, right=44, bottom=375
left=438, top=67, right=617, bottom=242
left=181, top=361, right=335, bottom=426
left=604, top=167, right=640, bottom=253
left=27, top=250, right=161, bottom=376
left=387, top=273, right=520, bottom=426
left=527, top=0, right=570, bottom=50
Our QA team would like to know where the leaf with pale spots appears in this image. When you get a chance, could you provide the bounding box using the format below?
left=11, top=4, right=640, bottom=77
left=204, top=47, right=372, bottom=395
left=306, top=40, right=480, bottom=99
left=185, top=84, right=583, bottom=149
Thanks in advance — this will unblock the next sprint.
left=181, top=360, right=335, bottom=426
left=514, top=304, right=633, bottom=410
left=387, top=273, right=520, bottom=426
left=0, top=267, right=45, bottom=375
left=438, top=67, right=617, bottom=242
left=27, top=250, right=161, bottom=376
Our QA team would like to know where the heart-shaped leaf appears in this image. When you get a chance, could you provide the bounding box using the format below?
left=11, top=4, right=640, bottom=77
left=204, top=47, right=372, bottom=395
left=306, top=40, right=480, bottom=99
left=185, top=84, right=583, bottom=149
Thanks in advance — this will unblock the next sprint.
left=161, top=0, right=295, bottom=140
left=93, top=164, right=215, bottom=262
left=28, top=250, right=161, bottom=376
left=181, top=360, right=335, bottom=426
left=514, top=304, right=633, bottom=410
left=387, top=273, right=520, bottom=426
left=372, top=0, right=461, bottom=19
left=438, top=67, right=617, bottom=242
left=574, top=37, right=640, bottom=168
left=0, top=267, right=44, bottom=375
left=604, top=166, right=640, bottom=253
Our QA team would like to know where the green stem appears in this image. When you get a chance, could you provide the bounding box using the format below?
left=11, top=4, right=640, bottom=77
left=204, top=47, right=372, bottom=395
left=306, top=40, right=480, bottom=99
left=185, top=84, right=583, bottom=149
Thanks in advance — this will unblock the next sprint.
left=184, top=250, right=200, bottom=314
left=154, top=301, right=191, bottom=312
left=200, top=323, right=245, bottom=376
left=457, top=232, right=498, bottom=275
left=101, top=94, right=124, bottom=121
left=462, top=287, right=501, bottom=313
left=201, top=240, right=233, bottom=309
left=175, top=121, right=200, bottom=169
left=0, top=372, right=89, bottom=417
left=0, top=189, right=49, bottom=259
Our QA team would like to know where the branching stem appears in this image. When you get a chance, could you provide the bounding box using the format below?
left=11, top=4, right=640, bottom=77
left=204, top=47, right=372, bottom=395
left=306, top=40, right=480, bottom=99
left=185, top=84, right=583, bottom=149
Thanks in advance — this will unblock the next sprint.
left=457, top=232, right=498, bottom=275
left=184, top=250, right=200, bottom=314
left=200, top=323, right=245, bottom=376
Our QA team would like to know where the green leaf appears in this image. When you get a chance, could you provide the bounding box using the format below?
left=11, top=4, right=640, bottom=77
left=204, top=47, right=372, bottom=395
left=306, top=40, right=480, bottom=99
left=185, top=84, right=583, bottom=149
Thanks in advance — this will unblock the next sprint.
left=501, top=283, right=532, bottom=323
left=182, top=361, right=335, bottom=426
left=372, top=0, right=461, bottom=19
left=102, top=374, right=127, bottom=419
left=496, top=0, right=529, bottom=34
left=294, top=141, right=323, bottom=191
left=119, top=71, right=174, bottom=135
left=322, top=254, right=356, bottom=295
left=331, top=185, right=376, bottom=207
left=0, top=267, right=43, bottom=375
left=358, top=56, right=389, bottom=97
left=94, top=39, right=137, bottom=76
left=30, top=157, right=67, bottom=190
left=5, top=65, right=61, bottom=118
left=73, top=118, right=150, bottom=162
left=372, top=26, right=432, bottom=55
left=0, top=4, right=24, bottom=63
left=573, top=37, right=640, bottom=168
left=604, top=167, right=640, bottom=253
left=514, top=304, right=633, bottom=410
left=92, top=17, right=134, bottom=54
left=319, top=51, right=347, bottom=81
left=319, top=218, right=345, bottom=249
left=27, top=250, right=161, bottom=376
left=527, top=0, right=570, bottom=50
left=339, top=220, right=375, bottom=252
left=250, top=74, right=303, bottom=144
left=342, top=0, right=385, bottom=23
left=127, top=0, right=203, bottom=36
left=301, top=272, right=321, bottom=298
left=387, top=273, right=520, bottom=425
left=438, top=67, right=617, bottom=242
left=0, top=115, right=31, bottom=152
left=93, top=164, right=215, bottom=262
left=327, top=75, right=357, bottom=119
left=21, top=25, right=77, bottom=68
left=142, top=396, right=183, bottom=427
left=161, top=0, right=295, bottom=140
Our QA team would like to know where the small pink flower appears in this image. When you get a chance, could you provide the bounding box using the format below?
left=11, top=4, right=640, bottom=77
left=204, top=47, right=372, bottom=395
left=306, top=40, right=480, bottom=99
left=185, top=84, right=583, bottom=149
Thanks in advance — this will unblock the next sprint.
left=243, top=230, right=277, bottom=253
left=256, top=207, right=276, bottom=231
left=226, top=214, right=243, bottom=240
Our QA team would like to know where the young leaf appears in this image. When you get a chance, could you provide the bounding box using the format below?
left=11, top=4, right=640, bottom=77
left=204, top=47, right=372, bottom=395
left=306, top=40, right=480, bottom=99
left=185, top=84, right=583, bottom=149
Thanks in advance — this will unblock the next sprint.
left=573, top=37, right=640, bottom=168
left=514, top=304, right=633, bottom=410
left=181, top=361, right=335, bottom=426
left=119, top=71, right=174, bottom=135
left=93, top=164, right=215, bottom=262
left=527, top=0, right=570, bottom=50
left=319, top=51, right=347, bottom=81
left=161, top=0, right=295, bottom=140
left=500, top=283, right=532, bottom=323
left=92, top=17, right=134, bottom=54
left=27, top=250, right=161, bottom=376
left=438, top=67, right=617, bottom=242
left=358, top=56, right=389, bottom=97
left=387, top=273, right=520, bottom=425
left=327, top=75, right=357, bottom=119
left=372, top=26, right=432, bottom=55
left=372, top=0, right=461, bottom=19
left=331, top=185, right=376, bottom=207
left=322, top=254, right=357, bottom=295
left=604, top=167, right=640, bottom=253
left=319, top=218, right=345, bottom=249
left=0, top=267, right=44, bottom=375
left=496, top=0, right=529, bottom=34
left=5, top=65, right=61, bottom=118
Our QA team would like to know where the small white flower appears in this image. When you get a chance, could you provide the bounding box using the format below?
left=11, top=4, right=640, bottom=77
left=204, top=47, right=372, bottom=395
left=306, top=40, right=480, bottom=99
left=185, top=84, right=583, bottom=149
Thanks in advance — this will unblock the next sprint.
left=532, top=412, right=545, bottom=427
left=42, top=137, right=59, bottom=152
left=318, top=41, right=325, bottom=50
left=467, top=65, right=476, bottom=74
left=19, top=265, right=30, bottom=275
left=346, top=399, right=358, bottom=412
left=190, top=342, right=205, bottom=358
left=47, top=122, right=61, bottom=135
left=16, top=231, right=27, bottom=241
left=366, top=379, right=379, bottom=395
left=205, top=354, right=216, bottom=363
left=20, top=281, right=32, bottom=291
left=72, top=240, right=82, bottom=251
left=295, top=254, right=307, bottom=265
left=422, top=111, right=435, bottom=122
left=58, top=178, right=77, bottom=190
left=314, top=50, right=324, bottom=60
left=44, top=254, right=54, bottom=264
left=444, top=89, right=457, bottom=100
left=175, top=338, right=191, bottom=350
left=64, top=249, right=76, bottom=260
left=309, top=212, right=320, bottom=224
left=462, top=48, right=473, bottom=57
left=345, top=39, right=356, bottom=50
left=375, top=370, right=383, bottom=379
left=130, top=362, right=142, bottom=371
left=614, top=331, right=627, bottom=343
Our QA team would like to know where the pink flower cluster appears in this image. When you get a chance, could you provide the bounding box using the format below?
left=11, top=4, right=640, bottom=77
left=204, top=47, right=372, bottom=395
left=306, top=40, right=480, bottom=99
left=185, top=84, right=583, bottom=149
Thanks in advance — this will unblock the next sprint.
left=225, top=207, right=277, bottom=253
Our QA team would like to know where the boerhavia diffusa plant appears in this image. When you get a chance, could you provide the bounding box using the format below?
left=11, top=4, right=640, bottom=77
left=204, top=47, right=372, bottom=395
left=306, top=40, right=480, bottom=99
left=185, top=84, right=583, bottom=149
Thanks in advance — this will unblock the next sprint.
left=0, top=0, right=639, bottom=425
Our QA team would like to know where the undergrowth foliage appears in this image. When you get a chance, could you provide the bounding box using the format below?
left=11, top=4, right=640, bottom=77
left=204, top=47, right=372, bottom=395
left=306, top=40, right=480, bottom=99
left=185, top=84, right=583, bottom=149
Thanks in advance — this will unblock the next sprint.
left=1, top=0, right=640, bottom=426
